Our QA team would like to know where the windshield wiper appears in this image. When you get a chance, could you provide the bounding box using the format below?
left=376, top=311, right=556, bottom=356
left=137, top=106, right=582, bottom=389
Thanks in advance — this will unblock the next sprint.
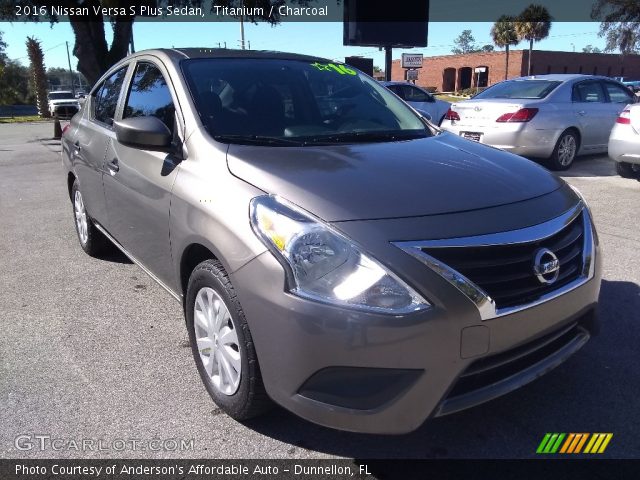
left=305, top=131, right=426, bottom=144
left=213, top=134, right=306, bottom=146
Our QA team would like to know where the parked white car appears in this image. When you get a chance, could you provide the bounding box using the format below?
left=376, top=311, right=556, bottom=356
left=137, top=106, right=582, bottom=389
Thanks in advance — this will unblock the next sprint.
left=441, top=75, right=635, bottom=170
left=47, top=91, right=81, bottom=118
left=609, top=104, right=640, bottom=178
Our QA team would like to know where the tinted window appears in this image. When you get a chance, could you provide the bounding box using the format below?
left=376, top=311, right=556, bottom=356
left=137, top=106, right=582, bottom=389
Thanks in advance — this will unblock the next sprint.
left=386, top=85, right=405, bottom=98
left=48, top=92, right=74, bottom=100
left=124, top=62, right=175, bottom=131
left=182, top=59, right=427, bottom=143
left=572, top=82, right=606, bottom=103
left=403, top=86, right=430, bottom=102
left=93, top=67, right=127, bottom=126
left=603, top=82, right=633, bottom=103
left=474, top=80, right=561, bottom=99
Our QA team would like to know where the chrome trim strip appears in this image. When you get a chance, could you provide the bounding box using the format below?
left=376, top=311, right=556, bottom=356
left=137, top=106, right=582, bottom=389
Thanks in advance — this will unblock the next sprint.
left=393, top=204, right=595, bottom=320
left=94, top=223, right=182, bottom=303
left=400, top=202, right=583, bottom=249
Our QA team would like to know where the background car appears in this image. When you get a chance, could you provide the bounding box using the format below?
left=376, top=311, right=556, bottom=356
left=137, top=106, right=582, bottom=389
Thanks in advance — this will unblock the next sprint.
left=609, top=104, right=640, bottom=179
left=47, top=90, right=81, bottom=118
left=623, top=80, right=640, bottom=96
left=381, top=81, right=450, bottom=125
left=441, top=74, right=635, bottom=170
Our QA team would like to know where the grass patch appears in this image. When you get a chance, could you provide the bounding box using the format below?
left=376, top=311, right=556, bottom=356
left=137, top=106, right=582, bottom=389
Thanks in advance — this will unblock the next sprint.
left=435, top=94, right=469, bottom=103
left=0, top=115, right=50, bottom=123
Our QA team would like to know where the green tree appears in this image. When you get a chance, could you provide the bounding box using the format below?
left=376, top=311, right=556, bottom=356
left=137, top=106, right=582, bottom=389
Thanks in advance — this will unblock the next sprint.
left=452, top=30, right=478, bottom=54
left=582, top=45, right=603, bottom=53
left=0, top=30, right=7, bottom=72
left=0, top=60, right=34, bottom=105
left=515, top=4, right=552, bottom=75
left=0, top=0, right=313, bottom=87
left=491, top=15, right=519, bottom=80
left=26, top=36, right=50, bottom=117
left=592, top=0, right=640, bottom=54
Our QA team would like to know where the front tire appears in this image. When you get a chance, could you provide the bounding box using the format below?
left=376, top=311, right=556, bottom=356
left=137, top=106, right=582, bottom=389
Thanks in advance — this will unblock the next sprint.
left=547, top=130, right=578, bottom=171
left=186, top=259, right=271, bottom=420
left=71, top=179, right=108, bottom=256
left=615, top=161, right=637, bottom=179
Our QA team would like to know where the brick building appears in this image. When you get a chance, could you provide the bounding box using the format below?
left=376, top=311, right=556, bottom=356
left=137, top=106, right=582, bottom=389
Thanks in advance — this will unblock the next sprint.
left=391, top=50, right=640, bottom=92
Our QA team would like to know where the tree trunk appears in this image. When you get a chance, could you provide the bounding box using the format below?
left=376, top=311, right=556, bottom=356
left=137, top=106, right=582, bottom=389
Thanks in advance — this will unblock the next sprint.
left=505, top=46, right=510, bottom=80
left=26, top=37, right=50, bottom=118
left=69, top=1, right=133, bottom=87
left=528, top=38, right=533, bottom=75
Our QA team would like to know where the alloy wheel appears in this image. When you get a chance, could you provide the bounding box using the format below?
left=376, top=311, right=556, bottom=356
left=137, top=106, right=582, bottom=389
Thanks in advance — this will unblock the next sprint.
left=193, top=287, right=241, bottom=396
left=74, top=190, right=88, bottom=245
left=557, top=135, right=577, bottom=167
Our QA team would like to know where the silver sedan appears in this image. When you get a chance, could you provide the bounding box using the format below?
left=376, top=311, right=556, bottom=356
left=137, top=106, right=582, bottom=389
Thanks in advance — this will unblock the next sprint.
left=441, top=74, right=635, bottom=170
left=609, top=103, right=640, bottom=178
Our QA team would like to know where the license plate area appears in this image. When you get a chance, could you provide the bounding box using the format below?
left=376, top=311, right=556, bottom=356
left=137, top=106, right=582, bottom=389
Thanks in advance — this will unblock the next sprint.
left=461, top=132, right=483, bottom=142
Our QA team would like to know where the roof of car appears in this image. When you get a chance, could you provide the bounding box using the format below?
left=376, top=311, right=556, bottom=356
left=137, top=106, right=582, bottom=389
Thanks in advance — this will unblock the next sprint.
left=145, top=48, right=333, bottom=64
left=508, top=74, right=620, bottom=82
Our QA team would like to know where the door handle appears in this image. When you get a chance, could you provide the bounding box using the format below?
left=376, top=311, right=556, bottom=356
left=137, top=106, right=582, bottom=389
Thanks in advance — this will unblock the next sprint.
left=107, top=158, right=119, bottom=174
left=577, top=110, right=586, bottom=116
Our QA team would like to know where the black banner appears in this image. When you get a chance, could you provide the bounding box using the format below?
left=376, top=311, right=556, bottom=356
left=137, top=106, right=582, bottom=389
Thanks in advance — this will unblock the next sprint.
left=1, top=0, right=621, bottom=22
left=1, top=459, right=640, bottom=480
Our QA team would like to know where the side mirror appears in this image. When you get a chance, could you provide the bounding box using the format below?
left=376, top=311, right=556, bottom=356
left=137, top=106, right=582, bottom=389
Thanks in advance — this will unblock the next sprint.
left=114, top=117, right=172, bottom=151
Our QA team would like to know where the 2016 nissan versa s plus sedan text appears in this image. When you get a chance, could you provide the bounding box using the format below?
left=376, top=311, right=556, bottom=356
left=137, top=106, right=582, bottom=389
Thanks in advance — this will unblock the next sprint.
left=62, top=49, right=601, bottom=434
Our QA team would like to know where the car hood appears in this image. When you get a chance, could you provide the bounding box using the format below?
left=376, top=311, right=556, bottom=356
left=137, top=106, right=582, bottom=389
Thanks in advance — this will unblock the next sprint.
left=226, top=132, right=563, bottom=222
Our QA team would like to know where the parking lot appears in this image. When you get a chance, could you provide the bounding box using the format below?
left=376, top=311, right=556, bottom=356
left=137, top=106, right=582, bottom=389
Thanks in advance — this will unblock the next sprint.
left=1, top=121, right=639, bottom=459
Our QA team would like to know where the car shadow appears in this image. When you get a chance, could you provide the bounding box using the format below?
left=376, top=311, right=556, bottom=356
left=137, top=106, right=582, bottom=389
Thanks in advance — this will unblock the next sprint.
left=100, top=246, right=133, bottom=264
left=242, top=279, right=640, bottom=459
left=557, top=154, right=617, bottom=177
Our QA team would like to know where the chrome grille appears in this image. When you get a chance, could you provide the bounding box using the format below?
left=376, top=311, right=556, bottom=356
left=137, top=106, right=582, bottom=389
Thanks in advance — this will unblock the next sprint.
left=420, top=212, right=584, bottom=309
left=393, top=204, right=595, bottom=320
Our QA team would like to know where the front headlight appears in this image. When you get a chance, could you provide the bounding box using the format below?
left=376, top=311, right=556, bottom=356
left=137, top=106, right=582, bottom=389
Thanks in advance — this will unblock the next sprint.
left=250, top=195, right=430, bottom=315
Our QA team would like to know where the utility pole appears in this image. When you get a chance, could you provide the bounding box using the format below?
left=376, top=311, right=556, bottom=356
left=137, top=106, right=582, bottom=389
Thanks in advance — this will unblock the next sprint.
left=65, top=41, right=75, bottom=95
left=239, top=17, right=245, bottom=49
left=385, top=46, right=392, bottom=81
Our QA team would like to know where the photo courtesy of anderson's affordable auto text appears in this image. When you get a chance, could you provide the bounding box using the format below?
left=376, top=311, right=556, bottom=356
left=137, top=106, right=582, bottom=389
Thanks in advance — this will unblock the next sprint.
left=0, top=0, right=639, bottom=479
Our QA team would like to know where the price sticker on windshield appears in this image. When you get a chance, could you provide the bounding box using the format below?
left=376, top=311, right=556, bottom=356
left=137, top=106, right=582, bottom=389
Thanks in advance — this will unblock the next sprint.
left=310, top=62, right=357, bottom=75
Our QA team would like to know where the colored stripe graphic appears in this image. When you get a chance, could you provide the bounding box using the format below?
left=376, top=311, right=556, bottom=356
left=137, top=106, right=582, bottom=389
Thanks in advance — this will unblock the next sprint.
left=538, top=433, right=613, bottom=454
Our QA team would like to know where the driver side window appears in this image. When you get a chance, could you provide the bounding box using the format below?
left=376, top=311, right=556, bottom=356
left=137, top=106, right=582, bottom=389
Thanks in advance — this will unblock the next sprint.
left=123, top=62, right=176, bottom=133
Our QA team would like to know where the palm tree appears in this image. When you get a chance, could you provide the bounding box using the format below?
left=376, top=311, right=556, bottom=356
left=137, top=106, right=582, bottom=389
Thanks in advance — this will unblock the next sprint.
left=491, top=15, right=519, bottom=80
left=515, top=4, right=552, bottom=76
left=26, top=36, right=50, bottom=118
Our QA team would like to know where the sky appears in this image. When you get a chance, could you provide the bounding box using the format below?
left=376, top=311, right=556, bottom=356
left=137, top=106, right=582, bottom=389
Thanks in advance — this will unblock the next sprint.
left=0, top=21, right=607, bottom=72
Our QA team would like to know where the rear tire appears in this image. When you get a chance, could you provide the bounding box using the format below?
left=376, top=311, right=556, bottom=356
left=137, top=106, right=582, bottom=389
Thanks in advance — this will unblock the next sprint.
left=186, top=259, right=272, bottom=420
left=71, top=179, right=108, bottom=257
left=547, top=130, right=579, bottom=171
left=615, top=161, right=637, bottom=179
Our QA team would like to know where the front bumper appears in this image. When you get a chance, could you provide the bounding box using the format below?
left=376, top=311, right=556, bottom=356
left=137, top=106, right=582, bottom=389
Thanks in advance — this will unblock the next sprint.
left=441, top=121, right=560, bottom=158
left=231, top=210, right=602, bottom=434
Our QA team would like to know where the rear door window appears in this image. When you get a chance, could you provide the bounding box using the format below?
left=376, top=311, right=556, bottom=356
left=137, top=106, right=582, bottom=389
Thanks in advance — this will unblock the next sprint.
left=93, top=67, right=128, bottom=126
left=602, top=82, right=634, bottom=104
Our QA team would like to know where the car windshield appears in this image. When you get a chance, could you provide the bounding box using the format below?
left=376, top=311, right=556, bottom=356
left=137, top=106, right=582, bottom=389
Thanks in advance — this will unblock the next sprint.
left=473, top=80, right=562, bottom=99
left=48, top=92, right=75, bottom=100
left=181, top=58, right=430, bottom=145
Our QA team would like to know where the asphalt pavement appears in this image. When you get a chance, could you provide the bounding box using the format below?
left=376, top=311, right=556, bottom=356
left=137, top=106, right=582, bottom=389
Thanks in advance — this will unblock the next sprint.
left=1, top=122, right=639, bottom=460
